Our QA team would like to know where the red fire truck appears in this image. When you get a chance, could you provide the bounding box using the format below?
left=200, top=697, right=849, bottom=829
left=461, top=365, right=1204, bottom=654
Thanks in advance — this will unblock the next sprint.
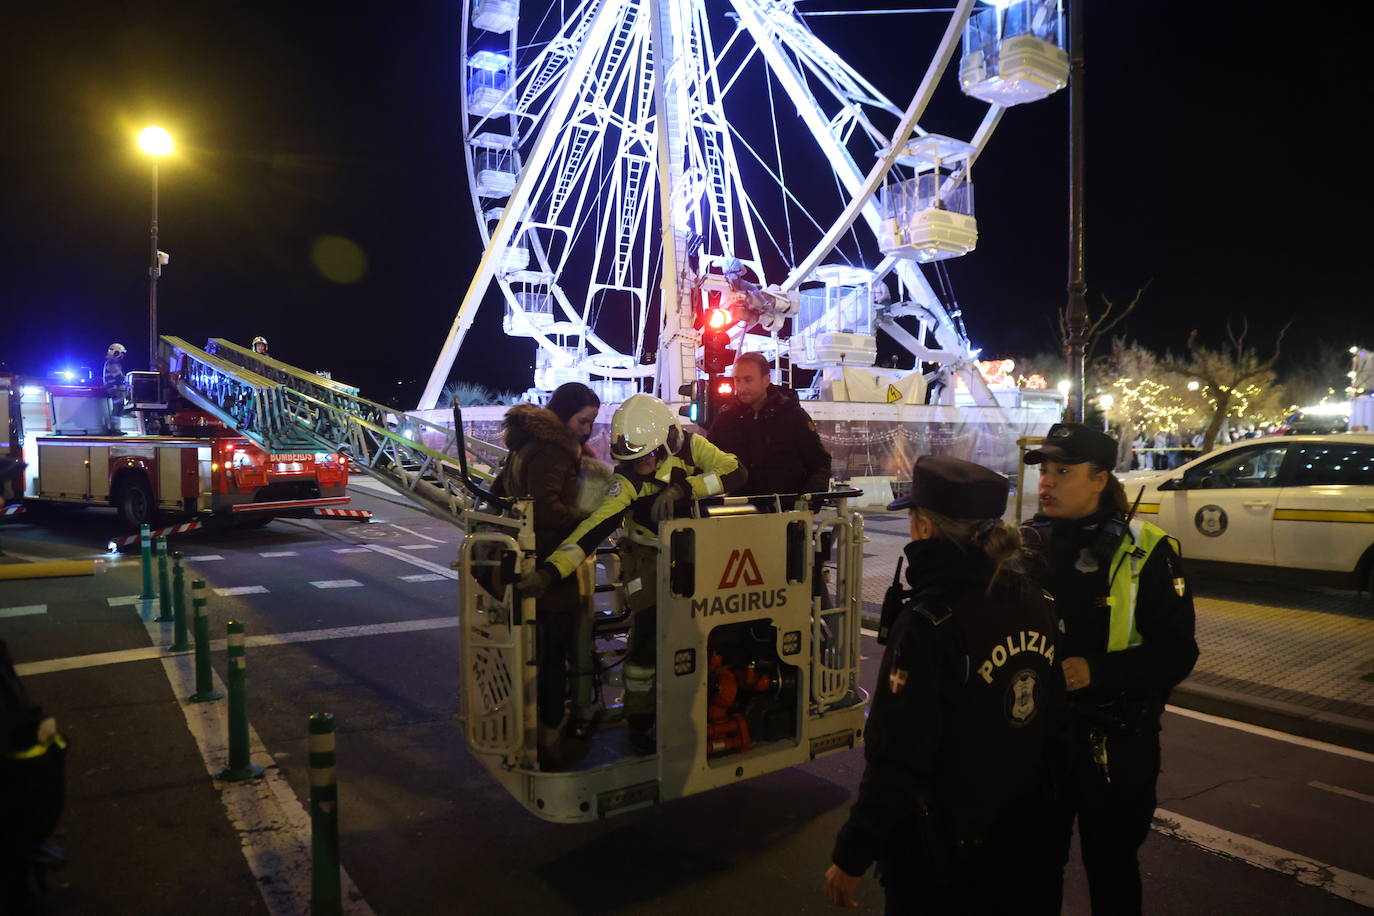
left=1, top=372, right=350, bottom=530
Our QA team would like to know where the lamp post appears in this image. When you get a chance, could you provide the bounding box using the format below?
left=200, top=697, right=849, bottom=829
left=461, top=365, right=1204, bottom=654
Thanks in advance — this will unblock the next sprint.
left=1098, top=393, right=1114, bottom=433
left=138, top=126, right=173, bottom=370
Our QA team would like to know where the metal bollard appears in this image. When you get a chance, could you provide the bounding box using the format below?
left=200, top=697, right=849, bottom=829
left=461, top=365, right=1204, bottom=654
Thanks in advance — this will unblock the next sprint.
left=309, top=713, right=342, bottom=916
left=188, top=581, right=223, bottom=703
left=169, top=553, right=191, bottom=652
left=155, top=536, right=173, bottom=622
left=219, top=621, right=262, bottom=782
left=138, top=523, right=155, bottom=600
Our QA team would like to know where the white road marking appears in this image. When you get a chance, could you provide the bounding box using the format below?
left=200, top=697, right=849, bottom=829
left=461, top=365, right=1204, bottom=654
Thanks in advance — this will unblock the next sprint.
left=215, top=586, right=270, bottom=597
left=385, top=523, right=446, bottom=544
left=1165, top=705, right=1374, bottom=764
left=17, top=617, right=456, bottom=677
left=259, top=551, right=299, bottom=558
left=107, top=595, right=143, bottom=607
left=332, top=547, right=372, bottom=554
left=399, top=544, right=440, bottom=551
left=1153, top=808, right=1374, bottom=907
left=361, top=544, right=457, bottom=579
left=310, top=579, right=363, bottom=589
left=400, top=573, right=447, bottom=583
left=860, top=627, right=878, bottom=638
left=0, top=605, right=46, bottom=618
left=188, top=555, right=225, bottom=561
left=1308, top=781, right=1374, bottom=806
left=140, top=614, right=374, bottom=915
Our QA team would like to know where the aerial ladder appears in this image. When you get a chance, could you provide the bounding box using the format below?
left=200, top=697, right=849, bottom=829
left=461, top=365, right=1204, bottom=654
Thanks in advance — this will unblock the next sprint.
left=160, top=336, right=505, bottom=525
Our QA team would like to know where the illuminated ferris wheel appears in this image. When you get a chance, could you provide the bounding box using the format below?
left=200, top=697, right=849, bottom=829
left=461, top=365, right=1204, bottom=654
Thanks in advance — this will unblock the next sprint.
left=418, top=0, right=1068, bottom=410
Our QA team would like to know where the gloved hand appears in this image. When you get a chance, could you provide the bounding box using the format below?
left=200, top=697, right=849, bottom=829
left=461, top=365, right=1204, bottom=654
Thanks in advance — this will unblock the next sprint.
left=516, top=565, right=556, bottom=598
left=650, top=483, right=688, bottom=522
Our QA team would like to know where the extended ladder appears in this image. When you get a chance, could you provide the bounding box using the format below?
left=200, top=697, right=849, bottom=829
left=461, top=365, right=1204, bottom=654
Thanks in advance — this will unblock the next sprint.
left=160, top=336, right=505, bottom=525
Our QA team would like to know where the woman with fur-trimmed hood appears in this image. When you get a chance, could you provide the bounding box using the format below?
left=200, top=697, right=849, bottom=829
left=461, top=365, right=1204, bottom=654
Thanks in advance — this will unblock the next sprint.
left=494, top=383, right=608, bottom=767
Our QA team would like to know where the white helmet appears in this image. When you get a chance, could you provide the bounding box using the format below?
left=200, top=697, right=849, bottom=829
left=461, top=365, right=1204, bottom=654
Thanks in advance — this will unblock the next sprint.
left=610, top=393, right=683, bottom=461
left=252, top=336, right=268, bottom=350
left=107, top=343, right=126, bottom=356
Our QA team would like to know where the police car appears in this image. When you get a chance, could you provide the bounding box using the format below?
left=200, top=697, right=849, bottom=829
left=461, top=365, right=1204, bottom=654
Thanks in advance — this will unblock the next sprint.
left=1127, top=433, right=1374, bottom=592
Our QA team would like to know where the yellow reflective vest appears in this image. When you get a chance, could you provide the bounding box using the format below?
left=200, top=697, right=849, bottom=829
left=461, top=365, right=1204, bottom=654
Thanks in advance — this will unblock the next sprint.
left=1105, top=519, right=1174, bottom=653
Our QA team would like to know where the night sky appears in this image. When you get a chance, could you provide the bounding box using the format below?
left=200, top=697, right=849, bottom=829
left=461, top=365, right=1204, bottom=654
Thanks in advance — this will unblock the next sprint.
left=3, top=1, right=1368, bottom=407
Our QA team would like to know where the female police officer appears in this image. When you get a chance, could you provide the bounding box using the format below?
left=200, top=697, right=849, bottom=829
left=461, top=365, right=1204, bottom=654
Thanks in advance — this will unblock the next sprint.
left=825, top=456, right=1063, bottom=912
left=1022, top=423, right=1198, bottom=914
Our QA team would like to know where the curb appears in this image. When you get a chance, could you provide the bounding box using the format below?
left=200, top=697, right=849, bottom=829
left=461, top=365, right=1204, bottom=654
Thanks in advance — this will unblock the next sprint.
left=1168, top=681, right=1374, bottom=755
left=859, top=615, right=1374, bottom=754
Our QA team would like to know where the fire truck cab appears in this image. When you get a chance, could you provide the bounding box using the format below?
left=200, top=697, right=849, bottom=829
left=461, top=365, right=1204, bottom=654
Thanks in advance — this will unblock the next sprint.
left=1, top=371, right=348, bottom=529
left=457, top=492, right=868, bottom=823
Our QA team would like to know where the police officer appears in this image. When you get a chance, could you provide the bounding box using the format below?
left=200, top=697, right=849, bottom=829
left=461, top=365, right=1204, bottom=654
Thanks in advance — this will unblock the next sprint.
left=1022, top=423, right=1198, bottom=914
left=826, top=456, right=1063, bottom=913
left=518, top=393, right=746, bottom=754
left=707, top=351, right=830, bottom=499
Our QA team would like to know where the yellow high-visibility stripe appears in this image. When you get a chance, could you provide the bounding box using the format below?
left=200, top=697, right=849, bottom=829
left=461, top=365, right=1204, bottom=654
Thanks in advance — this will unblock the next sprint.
left=1135, top=503, right=1160, bottom=515
left=1273, top=509, right=1374, bottom=524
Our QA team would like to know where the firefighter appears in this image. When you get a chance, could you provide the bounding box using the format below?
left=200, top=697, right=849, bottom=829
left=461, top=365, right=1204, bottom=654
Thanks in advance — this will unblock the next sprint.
left=252, top=336, right=269, bottom=356
left=825, top=456, right=1064, bottom=913
left=1021, top=423, right=1198, bottom=914
left=517, top=393, right=746, bottom=754
left=707, top=351, right=831, bottom=499
left=102, top=343, right=127, bottom=431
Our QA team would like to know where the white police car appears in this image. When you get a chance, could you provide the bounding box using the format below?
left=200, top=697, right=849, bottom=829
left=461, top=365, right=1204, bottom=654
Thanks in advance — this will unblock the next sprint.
left=1127, top=434, right=1374, bottom=591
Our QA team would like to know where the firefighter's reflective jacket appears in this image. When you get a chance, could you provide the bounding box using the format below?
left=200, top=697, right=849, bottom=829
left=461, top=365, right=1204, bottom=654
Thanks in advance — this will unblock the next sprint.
left=546, top=432, right=745, bottom=578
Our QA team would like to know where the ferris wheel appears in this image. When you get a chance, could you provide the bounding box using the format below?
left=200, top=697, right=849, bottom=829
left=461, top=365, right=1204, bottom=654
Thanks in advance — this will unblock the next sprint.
left=417, top=0, right=1068, bottom=410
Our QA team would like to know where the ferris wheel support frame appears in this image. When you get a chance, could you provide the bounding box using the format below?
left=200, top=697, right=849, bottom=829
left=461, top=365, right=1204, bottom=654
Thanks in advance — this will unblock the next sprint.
left=418, top=0, right=629, bottom=411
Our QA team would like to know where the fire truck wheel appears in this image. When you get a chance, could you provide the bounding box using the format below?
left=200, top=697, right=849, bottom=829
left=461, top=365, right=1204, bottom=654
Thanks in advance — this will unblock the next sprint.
left=115, top=478, right=154, bottom=529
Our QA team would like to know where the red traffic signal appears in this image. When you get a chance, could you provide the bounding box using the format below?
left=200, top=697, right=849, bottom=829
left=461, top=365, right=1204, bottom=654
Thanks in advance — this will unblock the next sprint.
left=715, top=379, right=733, bottom=396
left=706, top=307, right=731, bottom=330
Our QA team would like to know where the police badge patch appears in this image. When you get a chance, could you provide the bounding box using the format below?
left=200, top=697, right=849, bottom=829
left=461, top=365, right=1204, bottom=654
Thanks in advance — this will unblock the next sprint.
left=1004, top=669, right=1040, bottom=727
left=888, top=667, right=909, bottom=694
left=606, top=478, right=623, bottom=499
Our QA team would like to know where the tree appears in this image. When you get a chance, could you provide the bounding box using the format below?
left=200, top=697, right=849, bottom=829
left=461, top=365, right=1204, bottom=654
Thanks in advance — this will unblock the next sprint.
left=1058, top=283, right=1150, bottom=397
left=1159, top=320, right=1291, bottom=452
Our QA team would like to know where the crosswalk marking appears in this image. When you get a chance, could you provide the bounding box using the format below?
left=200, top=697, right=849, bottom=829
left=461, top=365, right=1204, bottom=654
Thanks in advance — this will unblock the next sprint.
left=0, top=605, right=46, bottom=618
left=188, top=555, right=225, bottom=561
left=310, top=579, right=363, bottom=589
left=259, top=551, right=299, bottom=558
left=215, top=586, right=270, bottom=596
left=399, top=544, right=440, bottom=551
left=400, top=573, right=446, bottom=583
left=1308, top=781, right=1374, bottom=806
left=332, top=547, right=371, bottom=554
left=107, top=595, right=143, bottom=607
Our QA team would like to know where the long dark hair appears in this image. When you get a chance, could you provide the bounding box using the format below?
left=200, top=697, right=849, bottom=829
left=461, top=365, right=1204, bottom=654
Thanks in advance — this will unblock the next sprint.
left=545, top=382, right=600, bottom=424
left=1092, top=462, right=1131, bottom=514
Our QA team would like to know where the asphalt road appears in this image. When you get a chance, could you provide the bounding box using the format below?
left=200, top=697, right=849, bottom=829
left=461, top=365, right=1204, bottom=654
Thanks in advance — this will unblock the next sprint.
left=2, top=486, right=1373, bottom=914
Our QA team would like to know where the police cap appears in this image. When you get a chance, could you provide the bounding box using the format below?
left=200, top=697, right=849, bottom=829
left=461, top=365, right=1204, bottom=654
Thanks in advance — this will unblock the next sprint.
left=1023, top=422, right=1118, bottom=467
left=887, top=455, right=1009, bottom=518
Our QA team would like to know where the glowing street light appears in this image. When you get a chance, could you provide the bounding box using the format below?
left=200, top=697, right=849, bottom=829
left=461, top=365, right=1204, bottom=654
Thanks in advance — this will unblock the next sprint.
left=1098, top=393, right=1114, bottom=432
left=1057, top=379, right=1072, bottom=396
left=138, top=126, right=173, bottom=369
left=1186, top=379, right=1200, bottom=391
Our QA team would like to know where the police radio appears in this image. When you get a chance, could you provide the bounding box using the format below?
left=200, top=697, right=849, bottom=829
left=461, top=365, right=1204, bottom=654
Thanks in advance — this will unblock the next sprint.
left=877, top=556, right=906, bottom=645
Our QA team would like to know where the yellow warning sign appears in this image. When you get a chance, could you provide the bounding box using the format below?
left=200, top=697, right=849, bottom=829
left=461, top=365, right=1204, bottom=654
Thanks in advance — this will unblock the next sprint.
left=886, top=384, right=902, bottom=404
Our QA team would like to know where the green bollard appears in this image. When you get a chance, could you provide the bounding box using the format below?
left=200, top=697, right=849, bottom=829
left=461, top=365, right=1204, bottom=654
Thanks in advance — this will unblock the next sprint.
left=169, top=554, right=191, bottom=652
left=309, top=712, right=342, bottom=916
left=155, top=536, right=173, bottom=622
left=138, top=524, right=155, bottom=600
left=219, top=621, right=263, bottom=782
left=188, top=581, right=223, bottom=703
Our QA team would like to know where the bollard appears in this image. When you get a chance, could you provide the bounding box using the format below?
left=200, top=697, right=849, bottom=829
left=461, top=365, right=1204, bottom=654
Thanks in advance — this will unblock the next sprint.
left=188, top=581, right=223, bottom=703
left=219, top=621, right=263, bottom=782
left=169, top=554, right=192, bottom=652
left=309, top=713, right=342, bottom=916
left=155, top=536, right=173, bottom=622
left=138, top=523, right=155, bottom=600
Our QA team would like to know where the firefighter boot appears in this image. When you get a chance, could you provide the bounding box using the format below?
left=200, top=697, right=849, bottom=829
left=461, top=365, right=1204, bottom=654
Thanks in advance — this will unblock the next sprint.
left=623, top=662, right=656, bottom=755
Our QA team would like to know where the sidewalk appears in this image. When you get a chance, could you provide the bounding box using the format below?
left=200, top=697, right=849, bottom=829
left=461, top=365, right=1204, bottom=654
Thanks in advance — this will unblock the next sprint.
left=856, top=510, right=1374, bottom=753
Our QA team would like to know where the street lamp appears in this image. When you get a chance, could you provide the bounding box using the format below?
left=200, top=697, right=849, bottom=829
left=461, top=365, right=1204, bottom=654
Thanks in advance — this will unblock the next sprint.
left=1098, top=393, right=1114, bottom=432
left=137, top=126, right=173, bottom=369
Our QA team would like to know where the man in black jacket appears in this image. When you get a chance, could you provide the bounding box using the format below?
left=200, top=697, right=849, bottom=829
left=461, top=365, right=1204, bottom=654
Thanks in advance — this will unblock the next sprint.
left=707, top=351, right=831, bottom=498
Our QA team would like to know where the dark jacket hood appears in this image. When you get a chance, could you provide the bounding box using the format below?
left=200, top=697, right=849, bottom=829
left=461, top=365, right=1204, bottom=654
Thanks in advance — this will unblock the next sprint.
left=503, top=403, right=580, bottom=460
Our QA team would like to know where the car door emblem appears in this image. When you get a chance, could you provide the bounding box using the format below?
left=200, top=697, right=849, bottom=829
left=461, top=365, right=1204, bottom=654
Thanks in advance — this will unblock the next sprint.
left=1195, top=505, right=1228, bottom=537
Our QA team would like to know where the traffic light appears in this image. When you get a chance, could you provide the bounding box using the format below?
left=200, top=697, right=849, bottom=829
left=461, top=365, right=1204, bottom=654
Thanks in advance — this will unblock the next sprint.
left=677, top=379, right=706, bottom=424
left=703, top=306, right=733, bottom=375
left=706, top=376, right=733, bottom=426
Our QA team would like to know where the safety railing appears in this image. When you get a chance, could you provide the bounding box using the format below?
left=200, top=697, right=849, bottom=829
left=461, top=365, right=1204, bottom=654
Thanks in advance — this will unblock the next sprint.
left=811, top=508, right=865, bottom=709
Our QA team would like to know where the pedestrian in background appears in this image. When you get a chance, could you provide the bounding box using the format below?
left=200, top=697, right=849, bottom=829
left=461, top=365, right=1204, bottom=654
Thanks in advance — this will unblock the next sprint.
left=1022, top=423, right=1198, bottom=914
left=825, top=456, right=1064, bottom=912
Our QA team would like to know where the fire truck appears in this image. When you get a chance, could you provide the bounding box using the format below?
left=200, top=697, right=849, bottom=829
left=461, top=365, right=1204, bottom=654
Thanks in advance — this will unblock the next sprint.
left=0, top=365, right=350, bottom=531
